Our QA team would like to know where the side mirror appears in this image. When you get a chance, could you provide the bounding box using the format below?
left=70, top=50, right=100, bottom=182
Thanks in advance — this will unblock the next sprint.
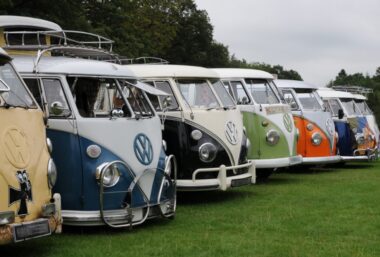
left=110, top=108, right=124, bottom=119
left=0, top=79, right=10, bottom=93
left=290, top=102, right=298, bottom=109
left=163, top=96, right=172, bottom=109
left=338, top=109, right=344, bottom=119
left=241, top=96, right=248, bottom=104
left=50, top=101, right=69, bottom=116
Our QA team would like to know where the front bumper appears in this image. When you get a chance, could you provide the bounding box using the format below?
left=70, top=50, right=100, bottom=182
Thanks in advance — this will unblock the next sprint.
left=254, top=155, right=303, bottom=169
left=302, top=155, right=342, bottom=165
left=62, top=200, right=174, bottom=227
left=0, top=193, right=62, bottom=245
left=177, top=161, right=255, bottom=191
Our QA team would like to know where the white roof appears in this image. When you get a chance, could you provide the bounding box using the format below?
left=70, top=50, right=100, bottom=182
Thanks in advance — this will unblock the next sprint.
left=0, top=47, right=10, bottom=60
left=352, top=94, right=367, bottom=100
left=0, top=15, right=62, bottom=31
left=274, top=79, right=319, bottom=89
left=317, top=88, right=355, bottom=99
left=126, top=64, right=219, bottom=79
left=212, top=68, right=273, bottom=80
left=12, top=56, right=135, bottom=78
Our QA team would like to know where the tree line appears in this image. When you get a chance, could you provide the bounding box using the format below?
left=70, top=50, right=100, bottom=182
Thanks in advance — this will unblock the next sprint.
left=1, top=0, right=378, bottom=120
left=0, top=0, right=301, bottom=79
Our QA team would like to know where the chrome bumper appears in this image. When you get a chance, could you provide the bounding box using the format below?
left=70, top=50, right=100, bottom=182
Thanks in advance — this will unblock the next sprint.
left=177, top=161, right=255, bottom=191
left=254, top=155, right=303, bottom=168
left=302, top=155, right=342, bottom=165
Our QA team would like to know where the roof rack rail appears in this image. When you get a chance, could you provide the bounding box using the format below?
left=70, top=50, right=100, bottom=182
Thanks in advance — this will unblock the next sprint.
left=332, top=85, right=373, bottom=95
left=33, top=45, right=121, bottom=72
left=120, top=56, right=169, bottom=65
left=2, top=30, right=114, bottom=52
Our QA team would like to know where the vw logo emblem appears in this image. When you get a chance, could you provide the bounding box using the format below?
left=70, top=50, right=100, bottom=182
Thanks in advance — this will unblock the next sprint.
left=3, top=127, right=30, bottom=168
left=134, top=133, right=153, bottom=165
left=225, top=121, right=238, bottom=145
left=283, top=113, right=293, bottom=133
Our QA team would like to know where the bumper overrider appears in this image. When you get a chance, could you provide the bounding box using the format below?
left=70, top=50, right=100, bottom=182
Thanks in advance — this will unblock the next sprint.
left=0, top=193, right=62, bottom=245
left=63, top=156, right=176, bottom=228
left=253, top=155, right=303, bottom=169
left=302, top=155, right=342, bottom=165
left=176, top=160, right=255, bottom=191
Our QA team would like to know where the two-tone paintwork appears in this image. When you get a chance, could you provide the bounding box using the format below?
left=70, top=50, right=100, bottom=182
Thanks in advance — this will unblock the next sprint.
left=275, top=80, right=341, bottom=165
left=0, top=48, right=61, bottom=244
left=127, top=65, right=255, bottom=191
left=317, top=88, right=377, bottom=161
left=212, top=68, right=302, bottom=171
left=12, top=55, right=176, bottom=227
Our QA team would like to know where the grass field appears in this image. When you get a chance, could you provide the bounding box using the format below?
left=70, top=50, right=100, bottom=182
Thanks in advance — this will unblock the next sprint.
left=2, top=162, right=380, bottom=257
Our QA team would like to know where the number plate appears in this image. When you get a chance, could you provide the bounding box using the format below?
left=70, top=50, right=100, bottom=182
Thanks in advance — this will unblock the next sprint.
left=13, top=219, right=51, bottom=242
left=231, top=177, right=252, bottom=187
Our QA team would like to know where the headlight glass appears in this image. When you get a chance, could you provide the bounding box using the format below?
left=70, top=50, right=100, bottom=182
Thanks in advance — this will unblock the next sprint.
left=47, top=158, right=57, bottom=189
left=199, top=142, right=217, bottom=163
left=266, top=130, right=280, bottom=146
left=102, top=164, right=120, bottom=187
left=356, top=135, right=365, bottom=145
left=311, top=132, right=323, bottom=145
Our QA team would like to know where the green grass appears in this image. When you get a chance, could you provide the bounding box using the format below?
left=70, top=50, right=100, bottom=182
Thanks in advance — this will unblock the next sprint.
left=2, top=162, right=380, bottom=257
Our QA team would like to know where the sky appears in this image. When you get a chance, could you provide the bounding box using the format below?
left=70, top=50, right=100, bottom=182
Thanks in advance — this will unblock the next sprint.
left=194, top=0, right=380, bottom=86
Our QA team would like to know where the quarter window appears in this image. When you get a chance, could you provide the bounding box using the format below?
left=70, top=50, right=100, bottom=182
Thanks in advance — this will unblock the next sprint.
left=42, top=79, right=71, bottom=117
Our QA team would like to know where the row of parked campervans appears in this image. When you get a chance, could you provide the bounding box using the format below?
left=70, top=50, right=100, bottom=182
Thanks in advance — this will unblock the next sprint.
left=0, top=16, right=378, bottom=245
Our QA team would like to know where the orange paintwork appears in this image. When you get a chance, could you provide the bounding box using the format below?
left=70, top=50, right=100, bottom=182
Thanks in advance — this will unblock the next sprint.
left=294, top=116, right=336, bottom=157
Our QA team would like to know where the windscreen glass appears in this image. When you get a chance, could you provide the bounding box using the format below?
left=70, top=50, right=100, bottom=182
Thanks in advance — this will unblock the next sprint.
left=176, top=79, right=220, bottom=109
left=244, top=79, right=279, bottom=104
left=0, top=60, right=36, bottom=108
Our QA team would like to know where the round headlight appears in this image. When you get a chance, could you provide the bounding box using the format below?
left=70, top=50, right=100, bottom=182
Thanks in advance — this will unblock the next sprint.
left=199, top=143, right=217, bottom=163
left=101, top=164, right=120, bottom=187
left=356, top=135, right=365, bottom=145
left=191, top=130, right=203, bottom=141
left=306, top=123, right=314, bottom=131
left=311, top=132, right=323, bottom=145
left=47, top=158, right=57, bottom=189
left=266, top=130, right=280, bottom=146
left=46, top=138, right=53, bottom=154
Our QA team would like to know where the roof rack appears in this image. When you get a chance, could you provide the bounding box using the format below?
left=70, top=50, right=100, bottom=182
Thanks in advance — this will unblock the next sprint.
left=33, top=45, right=121, bottom=72
left=2, top=30, right=114, bottom=52
left=332, top=85, right=373, bottom=96
left=120, top=56, right=169, bottom=65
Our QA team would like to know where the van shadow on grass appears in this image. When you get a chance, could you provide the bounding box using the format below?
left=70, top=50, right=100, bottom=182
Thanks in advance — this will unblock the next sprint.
left=177, top=189, right=254, bottom=205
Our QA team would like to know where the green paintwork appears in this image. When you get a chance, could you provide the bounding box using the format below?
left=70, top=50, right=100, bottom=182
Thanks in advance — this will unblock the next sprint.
left=242, top=111, right=293, bottom=159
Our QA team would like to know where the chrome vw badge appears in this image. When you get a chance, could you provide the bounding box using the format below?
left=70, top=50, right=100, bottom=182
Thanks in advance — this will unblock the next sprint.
left=225, top=121, right=238, bottom=145
left=326, top=118, right=335, bottom=136
left=283, top=113, right=293, bottom=133
left=3, top=127, right=30, bottom=169
left=134, top=133, right=153, bottom=165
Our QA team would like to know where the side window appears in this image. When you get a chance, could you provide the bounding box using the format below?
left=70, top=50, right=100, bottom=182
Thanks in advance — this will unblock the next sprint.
left=223, top=81, right=235, bottom=101
left=323, top=100, right=332, bottom=113
left=156, top=81, right=178, bottom=110
left=23, top=78, right=43, bottom=108
left=328, top=99, right=341, bottom=117
left=42, top=79, right=71, bottom=117
left=231, top=81, right=250, bottom=105
left=282, top=90, right=298, bottom=110
left=145, top=80, right=179, bottom=111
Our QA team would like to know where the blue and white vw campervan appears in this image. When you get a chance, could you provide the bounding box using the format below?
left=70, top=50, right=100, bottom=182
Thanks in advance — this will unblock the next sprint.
left=2, top=16, right=176, bottom=227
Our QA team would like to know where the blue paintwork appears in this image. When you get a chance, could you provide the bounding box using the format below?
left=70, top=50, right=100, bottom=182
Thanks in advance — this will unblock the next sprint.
left=49, top=129, right=173, bottom=211
left=357, top=116, right=368, bottom=133
left=334, top=121, right=354, bottom=156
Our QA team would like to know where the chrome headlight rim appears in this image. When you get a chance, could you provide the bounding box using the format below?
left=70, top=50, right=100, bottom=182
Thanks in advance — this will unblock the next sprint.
left=266, top=129, right=280, bottom=146
left=47, top=158, right=58, bottom=189
left=198, top=142, right=217, bottom=163
left=46, top=138, right=53, bottom=154
left=96, top=162, right=121, bottom=188
left=311, top=132, right=323, bottom=146
left=356, top=135, right=365, bottom=145
left=306, top=123, right=314, bottom=131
